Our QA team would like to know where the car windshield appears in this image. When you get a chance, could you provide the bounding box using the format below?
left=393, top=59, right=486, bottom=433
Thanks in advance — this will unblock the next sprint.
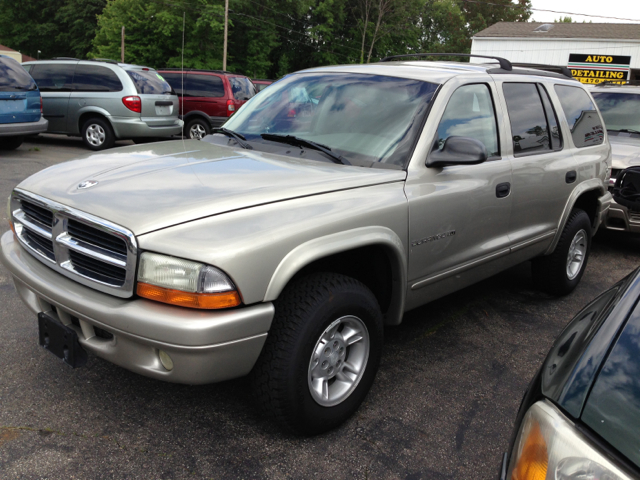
left=229, top=77, right=256, bottom=100
left=0, top=57, right=37, bottom=91
left=592, top=92, right=640, bottom=132
left=223, top=73, right=439, bottom=168
left=126, top=69, right=173, bottom=95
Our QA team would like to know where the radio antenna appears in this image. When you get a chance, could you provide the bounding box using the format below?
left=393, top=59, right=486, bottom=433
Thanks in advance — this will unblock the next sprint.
left=181, top=11, right=186, bottom=150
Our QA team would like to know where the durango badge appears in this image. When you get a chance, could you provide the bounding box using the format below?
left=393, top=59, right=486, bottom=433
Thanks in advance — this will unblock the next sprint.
left=78, top=180, right=99, bottom=189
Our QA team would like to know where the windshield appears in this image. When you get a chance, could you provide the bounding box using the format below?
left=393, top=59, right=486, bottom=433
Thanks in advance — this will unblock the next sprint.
left=223, top=73, right=439, bottom=168
left=592, top=92, right=640, bottom=132
left=229, top=76, right=256, bottom=100
left=126, top=70, right=173, bottom=95
left=0, top=57, right=37, bottom=91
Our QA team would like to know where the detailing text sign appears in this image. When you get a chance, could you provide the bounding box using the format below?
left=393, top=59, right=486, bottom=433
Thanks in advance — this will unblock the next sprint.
left=568, top=54, right=631, bottom=84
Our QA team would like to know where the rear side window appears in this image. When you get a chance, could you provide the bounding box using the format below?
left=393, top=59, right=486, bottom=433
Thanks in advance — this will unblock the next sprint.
left=0, top=57, right=37, bottom=91
left=185, top=74, right=224, bottom=97
left=126, top=70, right=172, bottom=95
left=503, top=83, right=552, bottom=156
left=436, top=83, right=500, bottom=157
left=554, top=85, right=604, bottom=148
left=73, top=64, right=122, bottom=92
left=229, top=77, right=256, bottom=100
left=30, top=63, right=74, bottom=92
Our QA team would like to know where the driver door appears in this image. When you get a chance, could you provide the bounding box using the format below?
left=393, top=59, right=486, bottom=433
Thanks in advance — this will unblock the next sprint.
left=404, top=82, right=513, bottom=308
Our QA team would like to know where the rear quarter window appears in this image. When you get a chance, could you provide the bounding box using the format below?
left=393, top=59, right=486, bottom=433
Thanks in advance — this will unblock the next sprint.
left=229, top=77, right=256, bottom=100
left=126, top=70, right=173, bottom=95
left=0, top=57, right=37, bottom=91
left=554, top=85, right=604, bottom=148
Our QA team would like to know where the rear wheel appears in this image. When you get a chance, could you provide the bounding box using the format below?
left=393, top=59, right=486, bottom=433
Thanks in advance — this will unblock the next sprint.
left=532, top=209, right=592, bottom=296
left=81, top=117, right=114, bottom=151
left=252, top=273, right=383, bottom=435
left=0, top=136, right=24, bottom=150
left=185, top=118, right=210, bottom=140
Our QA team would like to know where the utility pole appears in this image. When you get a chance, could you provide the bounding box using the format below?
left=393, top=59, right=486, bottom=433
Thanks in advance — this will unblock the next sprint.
left=121, top=26, right=125, bottom=63
left=223, top=0, right=228, bottom=71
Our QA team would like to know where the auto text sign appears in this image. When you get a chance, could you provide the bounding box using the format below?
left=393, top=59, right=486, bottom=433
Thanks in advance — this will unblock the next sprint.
left=568, top=54, right=631, bottom=85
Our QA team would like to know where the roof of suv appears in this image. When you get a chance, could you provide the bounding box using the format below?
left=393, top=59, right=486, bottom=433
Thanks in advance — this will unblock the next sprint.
left=301, top=60, right=578, bottom=84
left=23, top=59, right=157, bottom=71
left=590, top=82, right=640, bottom=94
left=158, top=68, right=245, bottom=76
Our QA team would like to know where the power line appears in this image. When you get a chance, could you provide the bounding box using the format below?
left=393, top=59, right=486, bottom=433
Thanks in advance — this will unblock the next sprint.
left=461, top=0, right=640, bottom=22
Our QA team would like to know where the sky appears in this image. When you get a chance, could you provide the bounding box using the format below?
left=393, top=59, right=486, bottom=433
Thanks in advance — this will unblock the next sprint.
left=528, top=0, right=640, bottom=23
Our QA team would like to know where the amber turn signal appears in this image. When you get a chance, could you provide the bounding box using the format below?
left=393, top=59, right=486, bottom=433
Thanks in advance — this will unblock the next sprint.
left=137, top=282, right=241, bottom=309
left=513, top=421, right=548, bottom=480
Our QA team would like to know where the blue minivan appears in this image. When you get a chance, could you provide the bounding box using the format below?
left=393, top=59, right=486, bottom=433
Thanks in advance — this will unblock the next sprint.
left=0, top=55, right=48, bottom=150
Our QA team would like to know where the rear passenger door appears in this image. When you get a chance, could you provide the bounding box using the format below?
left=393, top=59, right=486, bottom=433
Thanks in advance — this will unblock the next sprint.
left=185, top=73, right=226, bottom=126
left=500, top=81, right=577, bottom=246
left=30, top=63, right=75, bottom=133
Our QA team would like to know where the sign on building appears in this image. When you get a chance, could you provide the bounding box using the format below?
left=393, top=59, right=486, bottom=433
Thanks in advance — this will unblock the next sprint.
left=568, top=54, right=631, bottom=84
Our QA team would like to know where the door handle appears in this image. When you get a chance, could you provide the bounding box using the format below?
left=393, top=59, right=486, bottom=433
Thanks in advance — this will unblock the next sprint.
left=566, top=171, right=577, bottom=183
left=496, top=182, right=511, bottom=198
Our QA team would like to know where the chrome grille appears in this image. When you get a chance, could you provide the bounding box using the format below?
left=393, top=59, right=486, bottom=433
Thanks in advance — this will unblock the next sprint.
left=10, top=189, right=137, bottom=298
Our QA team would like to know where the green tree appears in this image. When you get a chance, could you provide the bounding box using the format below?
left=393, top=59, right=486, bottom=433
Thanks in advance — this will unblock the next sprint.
left=555, top=16, right=573, bottom=23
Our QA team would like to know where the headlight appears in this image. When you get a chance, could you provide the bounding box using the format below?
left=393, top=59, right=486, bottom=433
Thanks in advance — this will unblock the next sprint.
left=136, top=252, right=241, bottom=309
left=508, top=400, right=629, bottom=480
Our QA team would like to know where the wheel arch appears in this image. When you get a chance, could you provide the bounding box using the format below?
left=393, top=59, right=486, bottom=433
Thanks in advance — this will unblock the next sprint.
left=183, top=111, right=212, bottom=126
left=263, top=227, right=407, bottom=326
left=78, top=109, right=113, bottom=136
left=545, top=180, right=606, bottom=255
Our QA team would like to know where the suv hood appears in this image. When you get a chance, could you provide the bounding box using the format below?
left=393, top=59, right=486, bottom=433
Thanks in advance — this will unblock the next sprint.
left=17, top=140, right=406, bottom=235
left=610, top=136, right=640, bottom=170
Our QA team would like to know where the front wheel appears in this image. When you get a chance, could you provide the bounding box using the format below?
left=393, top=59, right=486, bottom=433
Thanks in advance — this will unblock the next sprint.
left=532, top=209, right=592, bottom=296
left=252, top=273, right=383, bottom=435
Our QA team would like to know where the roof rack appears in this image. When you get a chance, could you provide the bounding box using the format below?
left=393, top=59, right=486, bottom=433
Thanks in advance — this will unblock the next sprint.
left=87, top=58, right=120, bottom=65
left=50, top=57, right=79, bottom=61
left=158, top=67, right=236, bottom=75
left=510, top=63, right=573, bottom=79
left=379, top=53, right=512, bottom=71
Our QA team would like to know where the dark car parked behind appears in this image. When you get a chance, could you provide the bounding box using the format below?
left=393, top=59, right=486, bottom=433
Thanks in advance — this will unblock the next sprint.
left=158, top=69, right=256, bottom=139
left=0, top=55, right=48, bottom=150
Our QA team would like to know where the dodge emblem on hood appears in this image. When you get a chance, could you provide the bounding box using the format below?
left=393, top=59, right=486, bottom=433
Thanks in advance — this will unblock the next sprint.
left=78, top=180, right=99, bottom=189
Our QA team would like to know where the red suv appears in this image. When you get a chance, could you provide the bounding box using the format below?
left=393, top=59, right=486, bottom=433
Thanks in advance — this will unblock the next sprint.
left=158, top=69, right=256, bottom=139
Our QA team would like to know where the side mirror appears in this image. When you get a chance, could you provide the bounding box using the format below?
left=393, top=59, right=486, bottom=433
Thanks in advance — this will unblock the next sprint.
left=426, top=136, right=488, bottom=168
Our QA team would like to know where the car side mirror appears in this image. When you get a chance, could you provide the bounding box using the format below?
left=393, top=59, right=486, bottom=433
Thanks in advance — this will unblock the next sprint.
left=426, top=136, right=488, bottom=168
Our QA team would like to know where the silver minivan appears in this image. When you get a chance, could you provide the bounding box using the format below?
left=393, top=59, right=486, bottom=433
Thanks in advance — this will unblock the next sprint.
left=22, top=59, right=183, bottom=150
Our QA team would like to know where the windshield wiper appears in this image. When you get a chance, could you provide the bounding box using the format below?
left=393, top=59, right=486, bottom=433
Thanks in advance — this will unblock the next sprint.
left=212, top=127, right=253, bottom=149
left=609, top=128, right=640, bottom=135
left=260, top=134, right=350, bottom=165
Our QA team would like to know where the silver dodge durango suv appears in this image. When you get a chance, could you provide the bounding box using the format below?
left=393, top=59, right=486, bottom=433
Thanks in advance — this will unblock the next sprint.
left=22, top=58, right=183, bottom=150
left=2, top=55, right=612, bottom=434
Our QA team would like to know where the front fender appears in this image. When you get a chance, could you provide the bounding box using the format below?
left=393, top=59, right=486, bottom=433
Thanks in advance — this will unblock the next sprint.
left=264, top=226, right=407, bottom=325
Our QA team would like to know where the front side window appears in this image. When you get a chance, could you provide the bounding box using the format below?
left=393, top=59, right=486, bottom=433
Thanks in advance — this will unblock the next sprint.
left=229, top=77, right=256, bottom=100
left=30, top=63, right=74, bottom=92
left=126, top=70, right=173, bottom=95
left=503, top=83, right=551, bottom=155
left=555, top=85, right=604, bottom=148
left=436, top=83, right=499, bottom=157
left=591, top=92, right=640, bottom=135
left=0, top=57, right=37, bottom=91
left=223, top=73, right=439, bottom=168
left=73, top=64, right=123, bottom=92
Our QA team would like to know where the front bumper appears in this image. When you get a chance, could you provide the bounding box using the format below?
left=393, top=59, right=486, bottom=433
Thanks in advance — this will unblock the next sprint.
left=109, top=116, right=183, bottom=139
left=603, top=198, right=640, bottom=233
left=0, top=230, right=274, bottom=384
left=0, top=117, right=48, bottom=137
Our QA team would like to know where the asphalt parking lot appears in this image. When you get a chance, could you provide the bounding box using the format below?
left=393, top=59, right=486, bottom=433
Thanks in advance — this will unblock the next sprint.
left=1, top=135, right=640, bottom=479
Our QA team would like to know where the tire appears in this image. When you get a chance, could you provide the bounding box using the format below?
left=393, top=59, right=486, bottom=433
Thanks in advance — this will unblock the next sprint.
left=0, top=136, right=24, bottom=150
left=185, top=118, right=210, bottom=140
left=252, top=272, right=383, bottom=435
left=532, top=209, right=592, bottom=296
left=81, top=117, right=115, bottom=151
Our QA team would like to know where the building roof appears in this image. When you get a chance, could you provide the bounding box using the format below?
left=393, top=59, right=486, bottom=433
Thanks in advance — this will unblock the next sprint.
left=474, top=22, right=640, bottom=41
left=0, top=44, right=18, bottom=52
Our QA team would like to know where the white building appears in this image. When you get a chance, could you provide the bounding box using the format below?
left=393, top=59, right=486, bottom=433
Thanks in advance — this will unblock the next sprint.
left=470, top=22, right=640, bottom=83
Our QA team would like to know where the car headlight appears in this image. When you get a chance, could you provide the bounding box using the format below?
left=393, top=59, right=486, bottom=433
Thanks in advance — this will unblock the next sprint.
left=508, top=400, right=629, bottom=480
left=136, top=252, right=241, bottom=309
